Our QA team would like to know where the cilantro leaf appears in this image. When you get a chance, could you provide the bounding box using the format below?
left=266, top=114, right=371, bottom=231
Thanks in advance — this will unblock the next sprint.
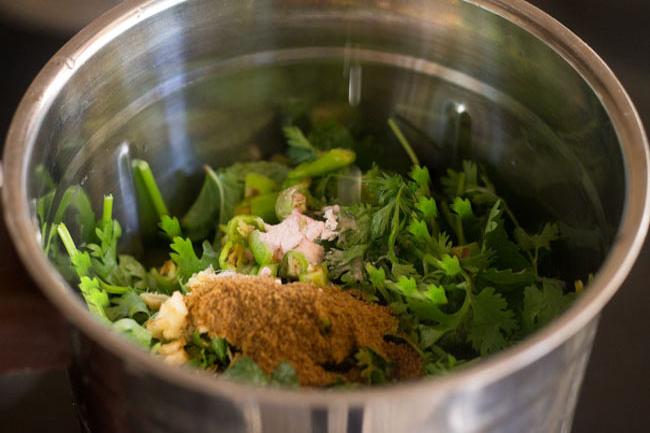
left=284, top=125, right=318, bottom=164
left=433, top=232, right=453, bottom=256
left=355, top=348, right=392, bottom=385
left=270, top=362, right=300, bottom=387
left=159, top=215, right=182, bottom=240
left=204, top=167, right=241, bottom=231
left=308, top=120, right=355, bottom=152
left=56, top=186, right=96, bottom=241
left=336, top=205, right=371, bottom=247
left=431, top=254, right=462, bottom=277
left=371, top=201, right=396, bottom=239
left=365, top=263, right=386, bottom=290
left=409, top=166, right=431, bottom=196
left=423, top=347, right=459, bottom=375
left=468, top=287, right=517, bottom=356
left=182, top=162, right=288, bottom=241
left=451, top=197, right=474, bottom=220
left=105, top=290, right=150, bottom=323
left=419, top=325, right=446, bottom=350
left=366, top=175, right=415, bottom=262
left=86, top=195, right=122, bottom=280
left=407, top=297, right=458, bottom=325
left=109, top=255, right=147, bottom=288
left=483, top=201, right=501, bottom=236
left=145, top=267, right=179, bottom=294
left=522, top=279, right=575, bottom=332
left=424, top=283, right=448, bottom=305
left=113, top=318, right=152, bottom=349
left=170, top=237, right=218, bottom=281
left=71, top=251, right=93, bottom=279
left=78, top=276, right=110, bottom=321
left=211, top=337, right=230, bottom=365
left=441, top=161, right=478, bottom=198
left=477, top=268, right=536, bottom=292
left=514, top=223, right=560, bottom=252
left=408, top=219, right=432, bottom=242
left=186, top=332, right=232, bottom=369
left=452, top=242, right=491, bottom=274
left=416, top=196, right=438, bottom=220
left=56, top=223, right=92, bottom=278
left=482, top=201, right=529, bottom=270
left=390, top=262, right=418, bottom=278
left=392, top=276, right=418, bottom=297
left=181, top=167, right=224, bottom=241
left=325, top=244, right=367, bottom=285
left=220, top=355, right=299, bottom=387
left=223, top=357, right=269, bottom=386
left=222, top=353, right=299, bottom=387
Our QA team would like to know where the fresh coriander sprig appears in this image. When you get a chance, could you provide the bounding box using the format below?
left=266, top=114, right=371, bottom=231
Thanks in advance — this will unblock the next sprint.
left=132, top=159, right=169, bottom=219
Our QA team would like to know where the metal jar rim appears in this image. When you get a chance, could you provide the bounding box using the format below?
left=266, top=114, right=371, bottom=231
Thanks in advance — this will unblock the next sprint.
left=2, top=0, right=649, bottom=406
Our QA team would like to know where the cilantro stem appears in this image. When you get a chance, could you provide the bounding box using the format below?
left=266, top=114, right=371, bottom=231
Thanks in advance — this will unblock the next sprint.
left=387, top=186, right=404, bottom=263
left=456, top=173, right=466, bottom=197
left=43, top=223, right=57, bottom=257
left=388, top=117, right=420, bottom=166
left=454, top=270, right=475, bottom=326
left=501, top=204, right=521, bottom=230
left=465, top=186, right=538, bottom=266
left=132, top=159, right=169, bottom=219
left=99, top=279, right=130, bottom=295
left=426, top=271, right=473, bottom=340
left=532, top=247, right=540, bottom=278
left=205, top=165, right=226, bottom=226
left=439, top=201, right=466, bottom=245
left=57, top=223, right=79, bottom=258
left=391, top=334, right=426, bottom=358
left=465, top=187, right=521, bottom=229
left=456, top=220, right=466, bottom=246
left=287, top=149, right=356, bottom=180
left=102, top=194, right=114, bottom=227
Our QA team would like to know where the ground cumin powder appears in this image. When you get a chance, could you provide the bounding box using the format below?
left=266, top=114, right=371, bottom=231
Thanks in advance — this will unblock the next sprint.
left=185, top=273, right=421, bottom=386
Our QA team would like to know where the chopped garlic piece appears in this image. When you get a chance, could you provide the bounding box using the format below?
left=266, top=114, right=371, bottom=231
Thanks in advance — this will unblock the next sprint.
left=145, top=291, right=188, bottom=341
left=139, top=292, right=169, bottom=311
left=187, top=270, right=283, bottom=293
left=187, top=269, right=240, bottom=288
left=158, top=338, right=189, bottom=365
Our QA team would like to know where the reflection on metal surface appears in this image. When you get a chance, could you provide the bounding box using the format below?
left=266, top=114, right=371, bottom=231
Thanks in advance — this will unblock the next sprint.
left=348, top=63, right=362, bottom=107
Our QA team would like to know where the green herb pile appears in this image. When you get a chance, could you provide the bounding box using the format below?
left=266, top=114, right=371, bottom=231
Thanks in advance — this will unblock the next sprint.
left=41, top=116, right=583, bottom=386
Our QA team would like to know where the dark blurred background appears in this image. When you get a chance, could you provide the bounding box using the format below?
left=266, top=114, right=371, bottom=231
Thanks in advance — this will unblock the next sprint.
left=0, top=1, right=648, bottom=432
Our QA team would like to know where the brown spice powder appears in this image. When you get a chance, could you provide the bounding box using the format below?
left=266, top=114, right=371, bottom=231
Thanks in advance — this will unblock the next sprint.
left=185, top=274, right=421, bottom=386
